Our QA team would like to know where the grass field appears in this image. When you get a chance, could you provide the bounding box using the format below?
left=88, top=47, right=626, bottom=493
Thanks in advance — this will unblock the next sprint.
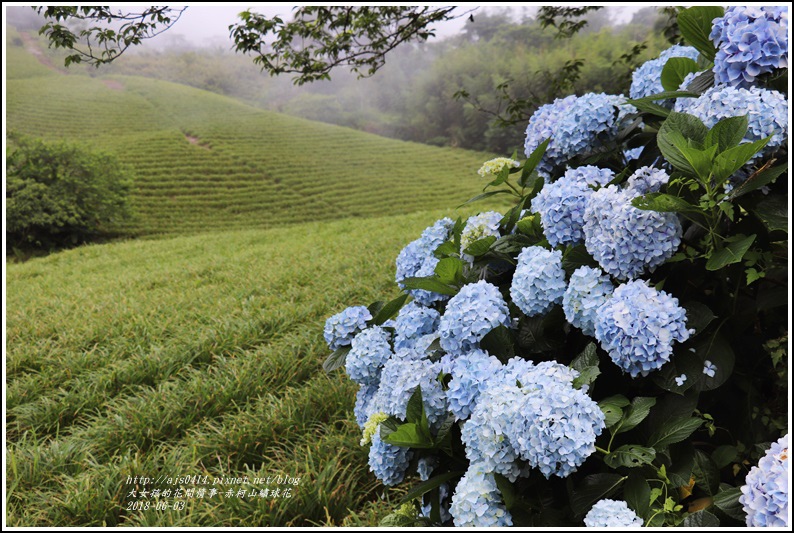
left=6, top=29, right=497, bottom=238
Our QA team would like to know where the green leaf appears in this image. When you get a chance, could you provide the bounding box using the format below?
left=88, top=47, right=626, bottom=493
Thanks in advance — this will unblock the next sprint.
left=459, top=189, right=513, bottom=207
left=629, top=99, right=671, bottom=118
left=705, top=115, right=748, bottom=153
left=570, top=473, right=626, bottom=518
left=561, top=244, right=599, bottom=276
left=712, top=487, right=745, bottom=521
left=322, top=345, right=350, bottom=373
left=406, top=386, right=424, bottom=424
left=692, top=333, right=735, bottom=392
left=604, top=445, right=656, bottom=469
left=749, top=194, right=787, bottom=233
left=399, top=470, right=462, bottom=504
left=730, top=162, right=787, bottom=198
left=678, top=6, right=724, bottom=62
left=434, top=257, right=463, bottom=285
left=515, top=214, right=542, bottom=238
left=479, top=325, right=515, bottom=364
left=399, top=276, right=458, bottom=296
left=692, top=450, right=720, bottom=496
left=682, top=510, right=720, bottom=527
left=705, top=234, right=756, bottom=271
left=648, top=416, right=703, bottom=449
left=711, top=445, right=738, bottom=469
left=684, top=69, right=715, bottom=93
left=599, top=395, right=630, bottom=428
left=463, top=235, right=497, bottom=257
left=521, top=137, right=550, bottom=182
left=712, top=138, right=771, bottom=184
left=661, top=57, right=701, bottom=92
left=382, top=422, right=433, bottom=448
left=572, top=366, right=600, bottom=390
left=433, top=241, right=458, bottom=258
left=371, top=293, right=409, bottom=326
left=624, top=472, right=651, bottom=519
left=571, top=343, right=599, bottom=372
left=434, top=413, right=456, bottom=455
left=493, top=473, right=516, bottom=510
left=367, top=300, right=384, bottom=318
left=628, top=90, right=700, bottom=105
left=658, top=112, right=709, bottom=175
left=614, top=397, right=657, bottom=435
left=632, top=193, right=702, bottom=216
left=682, top=301, right=716, bottom=337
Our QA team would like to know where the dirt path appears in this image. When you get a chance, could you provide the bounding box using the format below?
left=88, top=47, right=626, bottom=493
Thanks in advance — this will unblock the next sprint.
left=18, top=31, right=64, bottom=74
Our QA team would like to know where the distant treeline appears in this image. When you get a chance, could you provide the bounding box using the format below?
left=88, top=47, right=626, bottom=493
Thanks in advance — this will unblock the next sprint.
left=19, top=7, right=673, bottom=154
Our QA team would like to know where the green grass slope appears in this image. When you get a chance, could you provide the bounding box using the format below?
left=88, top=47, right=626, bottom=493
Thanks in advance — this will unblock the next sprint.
left=6, top=209, right=486, bottom=526
left=6, top=34, right=498, bottom=237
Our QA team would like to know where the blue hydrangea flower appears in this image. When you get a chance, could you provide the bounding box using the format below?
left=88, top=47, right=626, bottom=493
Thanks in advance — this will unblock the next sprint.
left=421, top=482, right=452, bottom=524
left=394, top=302, right=440, bottom=351
left=584, top=499, right=644, bottom=527
left=442, top=349, right=503, bottom=421
left=674, top=86, right=788, bottom=160
left=504, top=358, right=579, bottom=389
left=396, top=218, right=455, bottom=305
left=354, top=384, right=380, bottom=428
left=438, top=280, right=512, bottom=355
left=509, top=379, right=605, bottom=479
left=324, top=306, right=371, bottom=350
left=625, top=166, right=671, bottom=195
left=368, top=428, right=413, bottom=486
left=461, top=383, right=526, bottom=482
left=740, top=434, right=789, bottom=527
left=675, top=374, right=688, bottom=387
left=703, top=360, right=717, bottom=378
left=417, top=456, right=438, bottom=482
left=449, top=464, right=513, bottom=527
left=460, top=211, right=503, bottom=262
left=595, top=280, right=691, bottom=378
left=630, top=45, right=701, bottom=105
left=583, top=184, right=682, bottom=280
left=711, top=6, right=788, bottom=88
left=624, top=146, right=644, bottom=161
left=372, top=357, right=448, bottom=426
left=524, top=93, right=635, bottom=177
left=345, top=326, right=393, bottom=386
left=510, top=247, right=567, bottom=317
left=563, top=266, right=615, bottom=337
left=530, top=166, right=615, bottom=247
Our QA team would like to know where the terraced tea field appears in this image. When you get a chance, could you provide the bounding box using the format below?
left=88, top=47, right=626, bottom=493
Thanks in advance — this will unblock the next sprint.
left=6, top=31, right=497, bottom=237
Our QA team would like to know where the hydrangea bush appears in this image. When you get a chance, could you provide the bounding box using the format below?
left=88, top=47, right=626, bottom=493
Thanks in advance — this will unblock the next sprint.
left=323, top=6, right=788, bottom=527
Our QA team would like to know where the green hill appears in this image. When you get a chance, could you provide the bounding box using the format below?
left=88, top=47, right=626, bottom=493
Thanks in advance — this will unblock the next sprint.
left=6, top=30, right=499, bottom=237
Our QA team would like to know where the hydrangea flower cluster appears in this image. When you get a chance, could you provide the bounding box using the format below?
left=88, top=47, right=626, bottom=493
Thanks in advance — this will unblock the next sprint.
left=442, top=349, right=503, bottom=421
left=524, top=93, right=633, bottom=177
left=368, top=429, right=413, bottom=487
left=354, top=384, right=379, bottom=427
left=563, top=266, right=615, bottom=337
left=323, top=305, right=371, bottom=350
left=530, top=165, right=614, bottom=247
left=460, top=211, right=502, bottom=262
left=345, top=326, right=392, bottom=386
left=421, top=483, right=452, bottom=524
left=584, top=499, right=644, bottom=527
left=438, top=280, right=511, bottom=355
left=510, top=378, right=605, bottom=479
left=710, top=6, right=789, bottom=88
left=630, top=45, right=701, bottom=104
left=583, top=182, right=682, bottom=280
left=595, top=280, right=691, bottom=378
left=395, top=218, right=454, bottom=305
left=510, top=246, right=566, bottom=317
left=625, top=166, right=672, bottom=195
left=373, top=356, right=448, bottom=426
left=674, top=85, right=789, bottom=155
left=449, top=465, right=513, bottom=527
left=740, top=433, right=789, bottom=527
left=477, top=157, right=519, bottom=178
left=393, top=302, right=440, bottom=351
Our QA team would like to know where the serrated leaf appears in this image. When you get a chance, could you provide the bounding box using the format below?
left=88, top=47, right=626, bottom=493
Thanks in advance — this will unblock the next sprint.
left=730, top=161, right=787, bottom=198
left=570, top=473, right=626, bottom=518
left=682, top=509, right=720, bottom=527
left=479, top=325, right=515, bottom=364
left=712, top=137, right=771, bottom=184
left=406, top=386, right=424, bottom=424
left=711, top=445, right=738, bottom=469
left=661, top=57, right=701, bottom=92
left=706, top=234, right=756, bottom=271
left=614, top=397, right=657, bottom=435
left=382, top=422, right=433, bottom=448
left=604, top=445, right=656, bottom=469
left=692, top=450, right=720, bottom=496
left=572, top=366, right=600, bottom=390
left=685, top=69, right=715, bottom=93
left=322, top=345, right=350, bottom=373
left=682, top=301, right=716, bottom=337
left=493, top=473, right=516, bottom=510
left=463, top=235, right=497, bottom=257
left=624, top=472, right=651, bottom=519
left=459, top=189, right=513, bottom=207
left=561, top=244, right=599, bottom=276
left=399, top=276, right=458, bottom=296
left=399, top=470, right=463, bottom=504
left=434, top=257, right=463, bottom=285
left=371, top=293, right=409, bottom=325
left=678, top=6, right=724, bottom=62
left=433, top=241, right=457, bottom=258
left=628, top=90, right=700, bottom=105
left=571, top=343, right=599, bottom=372
left=705, top=115, right=748, bottom=153
left=367, top=300, right=385, bottom=318
left=649, top=417, right=703, bottom=449
left=632, top=192, right=702, bottom=216
left=712, top=487, right=745, bottom=521
left=599, top=395, right=630, bottom=428
left=749, top=194, right=787, bottom=233
left=522, top=137, right=550, bottom=183
left=658, top=112, right=709, bottom=175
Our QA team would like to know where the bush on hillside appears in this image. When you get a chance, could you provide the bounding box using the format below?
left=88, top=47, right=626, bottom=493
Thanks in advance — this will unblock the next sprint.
left=6, top=134, right=133, bottom=251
